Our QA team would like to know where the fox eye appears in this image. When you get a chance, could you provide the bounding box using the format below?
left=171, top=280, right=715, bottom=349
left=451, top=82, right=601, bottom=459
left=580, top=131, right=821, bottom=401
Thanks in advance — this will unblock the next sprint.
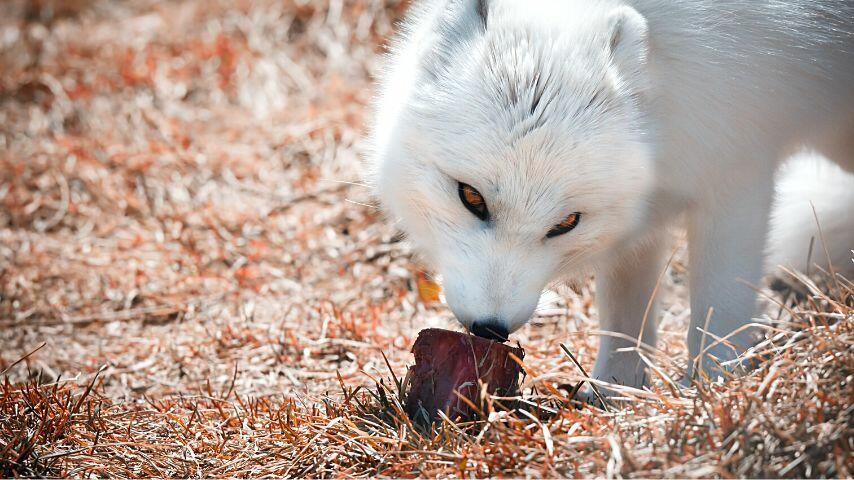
left=458, top=182, right=489, bottom=221
left=546, top=212, right=581, bottom=238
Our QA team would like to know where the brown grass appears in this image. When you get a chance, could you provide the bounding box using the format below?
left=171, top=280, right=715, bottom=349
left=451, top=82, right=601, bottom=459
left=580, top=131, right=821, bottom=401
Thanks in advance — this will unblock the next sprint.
left=1, top=0, right=852, bottom=477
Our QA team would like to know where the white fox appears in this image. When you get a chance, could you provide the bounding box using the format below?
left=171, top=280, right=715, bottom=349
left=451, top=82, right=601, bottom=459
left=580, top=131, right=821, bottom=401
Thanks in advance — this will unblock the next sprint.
left=368, top=0, right=854, bottom=392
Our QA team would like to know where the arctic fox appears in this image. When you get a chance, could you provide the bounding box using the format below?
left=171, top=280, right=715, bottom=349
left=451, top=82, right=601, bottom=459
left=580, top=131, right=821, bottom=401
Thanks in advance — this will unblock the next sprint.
left=368, top=0, right=854, bottom=391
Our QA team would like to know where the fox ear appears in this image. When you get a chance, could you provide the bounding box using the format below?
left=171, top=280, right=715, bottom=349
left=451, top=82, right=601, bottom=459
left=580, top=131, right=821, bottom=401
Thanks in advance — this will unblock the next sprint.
left=451, top=0, right=488, bottom=27
left=606, top=6, right=649, bottom=78
left=475, top=0, right=488, bottom=25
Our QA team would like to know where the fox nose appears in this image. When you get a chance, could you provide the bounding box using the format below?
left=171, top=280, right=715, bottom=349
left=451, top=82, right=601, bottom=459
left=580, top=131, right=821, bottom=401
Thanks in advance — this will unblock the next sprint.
left=470, top=320, right=509, bottom=342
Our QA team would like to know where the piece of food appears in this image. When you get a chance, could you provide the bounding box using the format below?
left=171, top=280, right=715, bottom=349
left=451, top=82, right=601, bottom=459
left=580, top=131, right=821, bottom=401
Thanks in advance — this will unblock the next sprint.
left=404, top=328, right=524, bottom=424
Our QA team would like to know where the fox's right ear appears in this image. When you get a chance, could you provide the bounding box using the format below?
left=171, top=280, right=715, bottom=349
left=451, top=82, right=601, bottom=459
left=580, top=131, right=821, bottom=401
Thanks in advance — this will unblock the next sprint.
left=417, top=0, right=489, bottom=82
left=606, top=6, right=649, bottom=85
left=474, top=0, right=489, bottom=26
left=443, top=0, right=489, bottom=30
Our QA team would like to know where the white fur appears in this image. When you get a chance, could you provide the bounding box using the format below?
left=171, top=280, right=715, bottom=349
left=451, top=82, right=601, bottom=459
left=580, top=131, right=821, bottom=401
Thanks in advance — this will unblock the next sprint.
left=368, top=0, right=854, bottom=388
left=768, top=152, right=854, bottom=274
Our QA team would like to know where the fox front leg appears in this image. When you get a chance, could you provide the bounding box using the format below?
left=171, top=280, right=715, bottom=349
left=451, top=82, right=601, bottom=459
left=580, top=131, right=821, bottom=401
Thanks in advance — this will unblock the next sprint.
left=578, top=235, right=668, bottom=402
left=685, top=178, right=775, bottom=382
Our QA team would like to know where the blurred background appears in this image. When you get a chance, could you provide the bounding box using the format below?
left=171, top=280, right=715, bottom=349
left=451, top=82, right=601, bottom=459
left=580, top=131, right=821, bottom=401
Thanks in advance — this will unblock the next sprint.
left=1, top=0, right=429, bottom=398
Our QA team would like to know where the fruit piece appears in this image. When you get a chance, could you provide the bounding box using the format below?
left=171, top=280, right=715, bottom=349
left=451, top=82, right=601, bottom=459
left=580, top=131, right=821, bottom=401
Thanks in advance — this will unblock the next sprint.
left=404, top=328, right=524, bottom=424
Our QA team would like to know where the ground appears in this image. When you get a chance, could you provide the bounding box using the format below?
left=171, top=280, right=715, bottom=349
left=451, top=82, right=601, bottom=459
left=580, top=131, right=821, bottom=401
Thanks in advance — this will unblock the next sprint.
left=0, top=1, right=851, bottom=477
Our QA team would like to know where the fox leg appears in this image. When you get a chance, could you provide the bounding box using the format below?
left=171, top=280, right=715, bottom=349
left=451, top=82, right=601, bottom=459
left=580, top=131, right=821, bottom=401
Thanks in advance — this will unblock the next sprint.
left=685, top=178, right=775, bottom=382
left=584, top=236, right=668, bottom=397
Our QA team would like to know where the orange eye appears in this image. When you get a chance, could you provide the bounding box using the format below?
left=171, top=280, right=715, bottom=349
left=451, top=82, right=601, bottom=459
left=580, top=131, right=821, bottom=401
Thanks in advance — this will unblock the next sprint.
left=546, top=212, right=581, bottom=238
left=458, top=182, right=489, bottom=221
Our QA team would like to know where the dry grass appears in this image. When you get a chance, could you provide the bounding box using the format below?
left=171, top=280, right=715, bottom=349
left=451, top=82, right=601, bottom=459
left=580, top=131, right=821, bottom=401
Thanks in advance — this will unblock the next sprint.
left=1, top=0, right=852, bottom=477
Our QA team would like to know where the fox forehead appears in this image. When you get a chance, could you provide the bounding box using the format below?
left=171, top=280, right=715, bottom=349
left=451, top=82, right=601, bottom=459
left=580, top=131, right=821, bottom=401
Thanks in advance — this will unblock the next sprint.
left=401, top=29, right=636, bottom=192
left=410, top=30, right=616, bottom=144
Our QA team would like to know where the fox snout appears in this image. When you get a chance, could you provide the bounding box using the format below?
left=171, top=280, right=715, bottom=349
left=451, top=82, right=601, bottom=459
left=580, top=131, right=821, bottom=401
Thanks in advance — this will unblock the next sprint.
left=441, top=268, right=545, bottom=342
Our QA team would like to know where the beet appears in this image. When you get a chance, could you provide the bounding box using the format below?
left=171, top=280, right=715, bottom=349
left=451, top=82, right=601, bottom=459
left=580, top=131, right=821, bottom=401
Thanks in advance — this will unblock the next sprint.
left=404, top=328, right=525, bottom=424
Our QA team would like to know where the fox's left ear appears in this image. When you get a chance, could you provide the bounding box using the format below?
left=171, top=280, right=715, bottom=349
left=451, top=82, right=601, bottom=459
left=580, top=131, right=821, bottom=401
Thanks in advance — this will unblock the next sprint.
left=606, top=6, right=649, bottom=83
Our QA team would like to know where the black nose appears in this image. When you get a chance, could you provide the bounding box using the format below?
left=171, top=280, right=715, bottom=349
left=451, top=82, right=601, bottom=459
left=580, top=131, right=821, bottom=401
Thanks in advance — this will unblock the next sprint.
left=470, top=320, right=509, bottom=342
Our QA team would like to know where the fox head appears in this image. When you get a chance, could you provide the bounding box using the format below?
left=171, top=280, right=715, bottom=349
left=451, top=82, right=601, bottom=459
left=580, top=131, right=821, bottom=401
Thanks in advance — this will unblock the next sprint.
left=369, top=0, right=654, bottom=340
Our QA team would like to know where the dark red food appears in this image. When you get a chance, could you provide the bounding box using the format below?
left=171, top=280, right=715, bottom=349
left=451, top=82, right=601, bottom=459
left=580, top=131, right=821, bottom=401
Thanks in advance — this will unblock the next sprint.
left=404, top=328, right=525, bottom=424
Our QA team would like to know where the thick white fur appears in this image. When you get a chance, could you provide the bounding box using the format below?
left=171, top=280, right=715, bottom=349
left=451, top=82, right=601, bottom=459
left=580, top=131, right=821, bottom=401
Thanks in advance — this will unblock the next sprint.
left=768, top=152, right=854, bottom=275
left=368, top=0, right=854, bottom=389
